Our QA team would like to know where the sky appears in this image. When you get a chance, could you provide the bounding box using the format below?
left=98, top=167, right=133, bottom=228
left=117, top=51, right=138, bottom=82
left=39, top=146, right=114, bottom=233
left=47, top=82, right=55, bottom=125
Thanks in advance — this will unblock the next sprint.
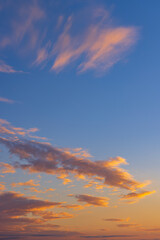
left=0, top=0, right=160, bottom=239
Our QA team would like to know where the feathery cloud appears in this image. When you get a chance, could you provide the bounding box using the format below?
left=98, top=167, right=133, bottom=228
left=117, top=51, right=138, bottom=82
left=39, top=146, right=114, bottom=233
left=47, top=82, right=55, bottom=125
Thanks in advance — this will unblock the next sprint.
left=52, top=22, right=137, bottom=73
left=0, top=97, right=15, bottom=104
left=0, top=61, right=24, bottom=74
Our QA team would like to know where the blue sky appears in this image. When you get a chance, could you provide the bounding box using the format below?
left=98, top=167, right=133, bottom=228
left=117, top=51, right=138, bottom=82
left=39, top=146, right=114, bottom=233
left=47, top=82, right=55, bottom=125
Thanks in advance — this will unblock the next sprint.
left=0, top=1, right=160, bottom=239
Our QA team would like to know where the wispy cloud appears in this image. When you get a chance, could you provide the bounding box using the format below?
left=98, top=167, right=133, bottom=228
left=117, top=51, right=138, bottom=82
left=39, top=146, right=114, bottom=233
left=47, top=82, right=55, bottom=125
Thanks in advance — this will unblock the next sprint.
left=60, top=204, right=84, bottom=211
left=69, top=194, right=109, bottom=207
left=0, top=61, right=24, bottom=74
left=81, top=234, right=137, bottom=238
left=52, top=21, right=137, bottom=73
left=0, top=1, right=138, bottom=74
left=104, top=218, right=129, bottom=222
left=11, top=179, right=40, bottom=188
left=142, top=228, right=160, bottom=232
left=120, top=190, right=156, bottom=203
left=0, top=162, right=15, bottom=174
left=0, top=97, right=15, bottom=104
left=117, top=223, right=140, bottom=228
left=0, top=118, right=46, bottom=140
left=0, top=1, right=45, bottom=49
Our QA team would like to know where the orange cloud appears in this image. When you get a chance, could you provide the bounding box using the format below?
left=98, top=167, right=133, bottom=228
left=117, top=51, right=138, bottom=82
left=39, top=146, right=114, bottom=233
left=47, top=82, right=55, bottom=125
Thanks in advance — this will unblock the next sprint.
left=0, top=119, right=151, bottom=192
left=11, top=179, right=40, bottom=188
left=121, top=190, right=156, bottom=203
left=70, top=194, right=109, bottom=207
left=0, top=137, right=146, bottom=190
left=0, top=118, right=46, bottom=140
left=60, top=204, right=84, bottom=210
left=0, top=191, right=77, bottom=235
left=0, top=162, right=15, bottom=174
left=25, top=187, right=55, bottom=194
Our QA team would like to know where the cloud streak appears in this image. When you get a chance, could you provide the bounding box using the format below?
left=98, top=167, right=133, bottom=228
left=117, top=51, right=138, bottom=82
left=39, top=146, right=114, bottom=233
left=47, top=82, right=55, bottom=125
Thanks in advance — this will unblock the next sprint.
left=0, top=1, right=138, bottom=74
left=0, top=97, right=15, bottom=104
left=52, top=21, right=137, bottom=73
left=11, top=179, right=39, bottom=187
left=0, top=61, right=24, bottom=74
left=104, top=218, right=129, bottom=222
left=70, top=194, right=109, bottom=207
left=121, top=190, right=156, bottom=203
left=0, top=119, right=152, bottom=195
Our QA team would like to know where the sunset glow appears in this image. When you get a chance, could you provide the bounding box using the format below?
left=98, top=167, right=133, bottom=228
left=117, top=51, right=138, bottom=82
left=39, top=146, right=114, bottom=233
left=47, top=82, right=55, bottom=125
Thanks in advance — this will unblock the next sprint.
left=0, top=1, right=160, bottom=240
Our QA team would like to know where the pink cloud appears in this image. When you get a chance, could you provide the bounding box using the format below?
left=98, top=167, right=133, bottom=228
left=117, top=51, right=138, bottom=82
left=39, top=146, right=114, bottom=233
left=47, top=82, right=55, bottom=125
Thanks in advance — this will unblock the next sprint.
left=0, top=97, right=15, bottom=104
left=0, top=60, right=24, bottom=73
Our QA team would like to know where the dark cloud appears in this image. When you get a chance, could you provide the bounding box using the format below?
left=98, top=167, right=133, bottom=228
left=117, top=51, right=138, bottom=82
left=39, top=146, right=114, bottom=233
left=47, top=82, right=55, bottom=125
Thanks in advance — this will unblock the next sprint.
left=117, top=223, right=139, bottom=228
left=103, top=218, right=128, bottom=222
left=0, top=191, right=71, bottom=233
left=81, top=235, right=137, bottom=238
left=70, top=194, right=109, bottom=207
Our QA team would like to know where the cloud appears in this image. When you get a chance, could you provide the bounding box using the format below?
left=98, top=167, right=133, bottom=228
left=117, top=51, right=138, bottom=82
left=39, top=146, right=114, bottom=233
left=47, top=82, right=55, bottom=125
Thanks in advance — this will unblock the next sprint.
left=24, top=187, right=55, bottom=194
left=0, top=231, right=80, bottom=240
left=117, top=223, right=139, bottom=228
left=0, top=119, right=151, bottom=193
left=0, top=137, right=147, bottom=191
left=36, top=211, right=73, bottom=220
left=0, top=2, right=138, bottom=74
left=0, top=1, right=45, bottom=50
left=0, top=118, right=46, bottom=140
left=60, top=204, right=84, bottom=210
left=0, top=97, right=15, bottom=104
left=104, top=218, right=129, bottom=222
left=0, top=61, right=24, bottom=74
left=52, top=22, right=137, bottom=73
left=70, top=194, right=109, bottom=207
left=0, top=183, right=5, bottom=191
left=0, top=162, right=15, bottom=174
left=0, top=191, right=71, bottom=233
left=121, top=190, right=156, bottom=203
left=142, top=228, right=160, bottom=232
left=81, top=235, right=137, bottom=238
left=0, top=191, right=61, bottom=216
left=11, top=179, right=40, bottom=187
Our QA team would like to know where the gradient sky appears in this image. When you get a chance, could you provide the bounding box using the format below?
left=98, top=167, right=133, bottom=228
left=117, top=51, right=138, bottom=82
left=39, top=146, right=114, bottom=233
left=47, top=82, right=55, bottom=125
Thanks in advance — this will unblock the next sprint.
left=0, top=0, right=160, bottom=240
